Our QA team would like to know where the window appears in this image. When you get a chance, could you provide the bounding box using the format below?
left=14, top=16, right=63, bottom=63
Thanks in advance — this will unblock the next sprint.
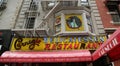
left=25, top=0, right=38, bottom=17
left=81, top=0, right=89, bottom=6
left=86, top=16, right=94, bottom=33
left=55, top=16, right=61, bottom=33
left=111, top=13, right=120, bottom=22
left=47, top=1, right=56, bottom=10
left=0, top=0, right=7, bottom=11
left=41, top=1, right=56, bottom=10
left=48, top=1, right=55, bottom=7
left=25, top=18, right=35, bottom=29
left=29, top=0, right=38, bottom=11
left=106, top=2, right=120, bottom=22
left=24, top=0, right=38, bottom=29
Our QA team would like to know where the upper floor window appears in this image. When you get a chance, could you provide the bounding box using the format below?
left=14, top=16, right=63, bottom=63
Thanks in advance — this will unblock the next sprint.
left=25, top=17, right=35, bottom=29
left=29, top=0, right=38, bottom=11
left=81, top=0, right=89, bottom=6
left=106, top=2, right=120, bottom=23
left=86, top=15, right=94, bottom=33
left=41, top=1, right=56, bottom=11
left=0, top=0, right=7, bottom=11
left=48, top=1, right=55, bottom=7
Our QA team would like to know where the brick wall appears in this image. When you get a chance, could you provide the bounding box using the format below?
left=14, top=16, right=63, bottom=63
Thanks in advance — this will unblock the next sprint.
left=95, top=0, right=120, bottom=29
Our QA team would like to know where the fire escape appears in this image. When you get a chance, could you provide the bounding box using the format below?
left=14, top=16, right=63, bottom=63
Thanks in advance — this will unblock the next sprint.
left=12, top=0, right=59, bottom=37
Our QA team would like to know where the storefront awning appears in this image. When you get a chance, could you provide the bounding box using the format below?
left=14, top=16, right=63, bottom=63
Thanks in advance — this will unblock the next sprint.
left=108, top=42, right=120, bottom=61
left=92, top=27, right=120, bottom=61
left=0, top=50, right=92, bottom=63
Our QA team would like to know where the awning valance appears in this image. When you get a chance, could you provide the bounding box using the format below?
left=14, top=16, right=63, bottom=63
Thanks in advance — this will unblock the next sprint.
left=108, top=42, right=120, bottom=61
left=0, top=50, right=92, bottom=63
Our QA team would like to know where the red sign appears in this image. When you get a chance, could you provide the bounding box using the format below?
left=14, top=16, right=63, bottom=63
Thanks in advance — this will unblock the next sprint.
left=92, top=27, right=120, bottom=61
left=108, top=42, right=120, bottom=61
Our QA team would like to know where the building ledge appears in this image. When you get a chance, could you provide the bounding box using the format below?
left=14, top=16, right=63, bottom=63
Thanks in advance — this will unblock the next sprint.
left=104, top=28, right=117, bottom=30
left=55, top=6, right=91, bottom=13
left=110, top=21, right=120, bottom=25
left=54, top=31, right=96, bottom=36
left=12, top=29, right=49, bottom=37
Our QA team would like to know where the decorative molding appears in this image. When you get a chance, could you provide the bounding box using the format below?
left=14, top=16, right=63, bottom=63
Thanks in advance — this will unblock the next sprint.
left=110, top=21, right=120, bottom=25
left=104, top=28, right=117, bottom=30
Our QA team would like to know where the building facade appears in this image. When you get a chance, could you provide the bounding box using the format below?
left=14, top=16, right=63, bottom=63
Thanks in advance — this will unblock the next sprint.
left=96, top=0, right=120, bottom=34
left=1, top=0, right=119, bottom=66
left=0, top=0, right=13, bottom=57
left=0, top=0, right=105, bottom=36
left=6, top=0, right=105, bottom=36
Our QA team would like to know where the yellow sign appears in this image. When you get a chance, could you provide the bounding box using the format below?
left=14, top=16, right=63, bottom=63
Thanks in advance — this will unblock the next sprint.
left=65, top=14, right=84, bottom=31
left=10, top=36, right=107, bottom=51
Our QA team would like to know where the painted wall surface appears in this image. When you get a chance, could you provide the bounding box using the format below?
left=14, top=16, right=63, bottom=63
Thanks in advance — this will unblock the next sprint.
left=0, top=0, right=22, bottom=29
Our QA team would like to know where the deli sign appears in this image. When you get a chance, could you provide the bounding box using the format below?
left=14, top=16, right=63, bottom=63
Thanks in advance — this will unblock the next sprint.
left=10, top=36, right=106, bottom=51
left=92, top=27, right=120, bottom=61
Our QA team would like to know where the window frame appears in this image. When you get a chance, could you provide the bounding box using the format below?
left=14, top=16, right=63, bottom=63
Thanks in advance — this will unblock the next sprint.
left=25, top=17, right=35, bottom=29
left=81, top=0, right=89, bottom=6
left=86, top=15, right=94, bottom=33
left=106, top=2, right=120, bottom=23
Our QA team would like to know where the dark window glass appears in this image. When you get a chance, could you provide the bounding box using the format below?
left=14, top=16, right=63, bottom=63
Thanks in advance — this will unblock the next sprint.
left=29, top=1, right=38, bottom=11
left=111, top=13, right=120, bottom=22
left=0, top=0, right=7, bottom=11
left=25, top=18, right=35, bottom=29
left=107, top=2, right=120, bottom=22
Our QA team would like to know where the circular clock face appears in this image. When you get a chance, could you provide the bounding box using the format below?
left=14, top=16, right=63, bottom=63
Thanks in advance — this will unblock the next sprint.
left=66, top=16, right=82, bottom=29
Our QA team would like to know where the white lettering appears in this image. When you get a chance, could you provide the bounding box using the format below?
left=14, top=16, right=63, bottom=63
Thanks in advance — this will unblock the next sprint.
left=112, top=38, right=118, bottom=46
left=99, top=38, right=119, bottom=56
left=99, top=49, right=105, bottom=56
left=104, top=45, right=110, bottom=51
left=109, top=43, right=113, bottom=49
